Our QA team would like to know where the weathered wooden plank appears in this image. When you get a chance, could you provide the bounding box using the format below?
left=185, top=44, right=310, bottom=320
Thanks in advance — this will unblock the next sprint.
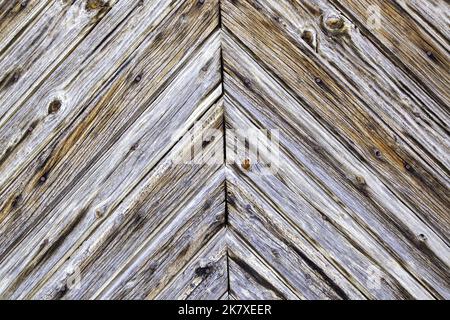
left=155, top=229, right=227, bottom=300
left=227, top=163, right=435, bottom=299
left=223, top=31, right=449, bottom=298
left=225, top=155, right=371, bottom=299
left=330, top=0, right=450, bottom=106
left=0, top=0, right=122, bottom=124
left=226, top=132, right=438, bottom=300
left=0, top=1, right=123, bottom=127
left=222, top=0, right=450, bottom=243
left=0, top=29, right=222, bottom=298
left=0, top=0, right=219, bottom=237
left=258, top=0, right=449, bottom=178
left=19, top=99, right=224, bottom=299
left=0, top=0, right=448, bottom=301
left=0, top=0, right=187, bottom=190
left=227, top=195, right=355, bottom=299
left=394, top=0, right=450, bottom=42
left=229, top=260, right=283, bottom=300
left=0, top=0, right=220, bottom=224
left=97, top=177, right=225, bottom=300
left=0, top=0, right=52, bottom=56
left=227, top=231, right=301, bottom=300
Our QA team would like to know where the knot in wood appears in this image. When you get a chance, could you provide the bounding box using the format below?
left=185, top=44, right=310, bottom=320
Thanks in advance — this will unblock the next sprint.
left=322, top=13, right=347, bottom=36
left=48, top=99, right=62, bottom=114
left=195, top=263, right=213, bottom=278
left=301, top=29, right=317, bottom=50
left=242, top=159, right=251, bottom=171
left=418, top=234, right=427, bottom=242
left=85, top=0, right=109, bottom=12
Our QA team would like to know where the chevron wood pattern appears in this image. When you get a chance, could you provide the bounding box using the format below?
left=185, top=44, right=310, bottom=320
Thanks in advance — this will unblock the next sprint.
left=0, top=0, right=448, bottom=300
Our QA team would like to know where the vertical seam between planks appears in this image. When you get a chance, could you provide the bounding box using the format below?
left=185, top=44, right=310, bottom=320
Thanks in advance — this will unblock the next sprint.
left=218, top=0, right=231, bottom=299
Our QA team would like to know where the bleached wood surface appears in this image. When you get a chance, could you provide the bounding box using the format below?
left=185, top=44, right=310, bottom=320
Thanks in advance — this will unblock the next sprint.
left=0, top=0, right=448, bottom=300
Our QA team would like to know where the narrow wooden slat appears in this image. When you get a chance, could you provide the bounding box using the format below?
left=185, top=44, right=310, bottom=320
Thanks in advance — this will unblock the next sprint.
left=261, top=0, right=449, bottom=177
left=98, top=177, right=225, bottom=300
left=0, top=0, right=220, bottom=221
left=394, top=0, right=450, bottom=42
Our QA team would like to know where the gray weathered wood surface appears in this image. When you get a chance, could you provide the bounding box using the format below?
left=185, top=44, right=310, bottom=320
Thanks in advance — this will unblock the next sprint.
left=0, top=0, right=448, bottom=300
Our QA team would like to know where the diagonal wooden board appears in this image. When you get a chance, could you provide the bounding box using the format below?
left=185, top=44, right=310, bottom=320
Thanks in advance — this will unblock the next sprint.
left=0, top=0, right=448, bottom=300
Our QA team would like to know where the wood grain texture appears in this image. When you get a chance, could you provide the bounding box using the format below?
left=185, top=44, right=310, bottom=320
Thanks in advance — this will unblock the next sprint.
left=222, top=0, right=449, bottom=300
left=0, top=0, right=448, bottom=300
